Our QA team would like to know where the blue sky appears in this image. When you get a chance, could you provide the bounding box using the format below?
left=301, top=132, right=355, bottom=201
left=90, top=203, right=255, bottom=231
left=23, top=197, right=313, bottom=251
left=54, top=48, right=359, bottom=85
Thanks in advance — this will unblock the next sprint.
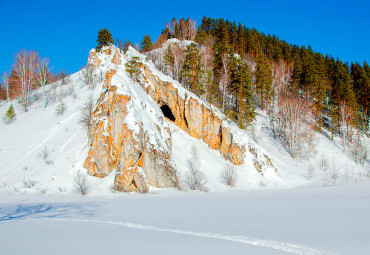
left=0, top=0, right=369, bottom=74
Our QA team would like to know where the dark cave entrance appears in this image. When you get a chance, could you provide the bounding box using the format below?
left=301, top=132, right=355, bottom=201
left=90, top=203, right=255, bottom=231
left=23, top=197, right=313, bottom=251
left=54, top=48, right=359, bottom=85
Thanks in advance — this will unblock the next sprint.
left=160, top=105, right=176, bottom=122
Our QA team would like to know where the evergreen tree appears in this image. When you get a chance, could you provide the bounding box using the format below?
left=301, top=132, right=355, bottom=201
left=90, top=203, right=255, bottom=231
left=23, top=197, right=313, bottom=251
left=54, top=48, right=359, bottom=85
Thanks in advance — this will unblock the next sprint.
left=141, top=34, right=153, bottom=52
left=255, top=52, right=273, bottom=110
left=163, top=45, right=174, bottom=76
left=96, top=28, right=114, bottom=52
left=3, top=104, right=16, bottom=124
left=351, top=62, right=370, bottom=130
left=204, top=69, right=221, bottom=107
left=182, top=43, right=203, bottom=95
left=125, top=56, right=143, bottom=82
left=231, top=60, right=255, bottom=127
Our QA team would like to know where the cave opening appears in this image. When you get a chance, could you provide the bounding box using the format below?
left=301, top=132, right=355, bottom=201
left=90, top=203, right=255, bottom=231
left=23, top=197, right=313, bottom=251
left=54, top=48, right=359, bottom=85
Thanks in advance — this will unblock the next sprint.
left=160, top=105, right=176, bottom=122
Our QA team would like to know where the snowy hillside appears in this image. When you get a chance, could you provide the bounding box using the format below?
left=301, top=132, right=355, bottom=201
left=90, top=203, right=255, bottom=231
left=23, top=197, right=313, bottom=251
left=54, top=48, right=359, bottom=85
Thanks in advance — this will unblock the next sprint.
left=0, top=43, right=369, bottom=196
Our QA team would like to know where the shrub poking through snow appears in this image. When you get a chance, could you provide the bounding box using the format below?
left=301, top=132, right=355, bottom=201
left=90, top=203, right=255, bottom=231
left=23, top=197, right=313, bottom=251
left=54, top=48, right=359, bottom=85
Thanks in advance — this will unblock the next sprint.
left=55, top=101, right=67, bottom=115
left=79, top=94, right=95, bottom=138
left=306, top=162, right=315, bottom=180
left=125, top=56, right=143, bottom=82
left=3, top=104, right=16, bottom=124
left=221, top=163, right=237, bottom=187
left=73, top=171, right=90, bottom=196
left=184, top=145, right=208, bottom=191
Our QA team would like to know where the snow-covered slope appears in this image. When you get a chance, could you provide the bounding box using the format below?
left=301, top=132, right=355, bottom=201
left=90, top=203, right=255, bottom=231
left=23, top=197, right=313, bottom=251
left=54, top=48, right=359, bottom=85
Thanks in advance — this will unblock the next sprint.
left=0, top=43, right=368, bottom=195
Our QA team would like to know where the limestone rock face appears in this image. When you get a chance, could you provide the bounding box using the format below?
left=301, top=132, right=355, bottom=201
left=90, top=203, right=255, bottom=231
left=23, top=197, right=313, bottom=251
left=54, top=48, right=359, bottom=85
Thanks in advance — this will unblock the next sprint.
left=112, top=50, right=122, bottom=65
left=84, top=45, right=276, bottom=193
left=87, top=51, right=100, bottom=67
left=143, top=65, right=245, bottom=165
left=84, top=47, right=177, bottom=193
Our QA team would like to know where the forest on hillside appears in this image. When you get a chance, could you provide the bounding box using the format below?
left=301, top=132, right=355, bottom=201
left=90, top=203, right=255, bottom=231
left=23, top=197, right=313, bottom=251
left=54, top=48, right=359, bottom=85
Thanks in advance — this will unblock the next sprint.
left=129, top=17, right=368, bottom=160
left=1, top=17, right=368, bottom=162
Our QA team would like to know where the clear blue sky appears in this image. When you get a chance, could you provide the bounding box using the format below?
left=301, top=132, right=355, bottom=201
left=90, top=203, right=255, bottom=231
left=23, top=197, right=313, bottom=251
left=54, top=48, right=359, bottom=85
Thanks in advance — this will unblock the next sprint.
left=0, top=0, right=369, bottom=74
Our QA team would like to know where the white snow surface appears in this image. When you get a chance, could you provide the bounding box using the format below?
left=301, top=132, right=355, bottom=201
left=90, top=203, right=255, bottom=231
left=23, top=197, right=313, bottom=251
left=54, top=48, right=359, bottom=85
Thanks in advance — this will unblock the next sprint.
left=0, top=43, right=368, bottom=195
left=1, top=185, right=370, bottom=254
left=0, top=41, right=369, bottom=254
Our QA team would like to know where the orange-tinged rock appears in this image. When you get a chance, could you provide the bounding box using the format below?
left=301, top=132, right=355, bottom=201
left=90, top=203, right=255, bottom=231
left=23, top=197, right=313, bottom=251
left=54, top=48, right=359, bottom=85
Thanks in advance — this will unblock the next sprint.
left=104, top=69, right=116, bottom=88
left=112, top=50, right=122, bottom=65
left=87, top=51, right=101, bottom=67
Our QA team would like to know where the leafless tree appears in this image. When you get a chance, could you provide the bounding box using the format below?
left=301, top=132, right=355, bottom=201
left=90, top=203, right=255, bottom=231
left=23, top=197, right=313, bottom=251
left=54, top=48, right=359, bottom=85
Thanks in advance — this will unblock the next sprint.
left=172, top=43, right=185, bottom=81
left=79, top=94, right=95, bottom=138
left=306, top=162, right=315, bottom=180
left=221, top=163, right=237, bottom=187
left=55, top=101, right=67, bottom=115
left=339, top=101, right=355, bottom=151
left=115, top=38, right=132, bottom=53
left=277, top=92, right=314, bottom=158
left=351, top=135, right=368, bottom=165
left=13, top=50, right=39, bottom=111
left=220, top=53, right=231, bottom=112
left=184, top=145, right=208, bottom=191
left=37, top=58, right=49, bottom=107
left=1, top=71, right=10, bottom=102
left=82, top=65, right=96, bottom=87
left=73, top=171, right=90, bottom=196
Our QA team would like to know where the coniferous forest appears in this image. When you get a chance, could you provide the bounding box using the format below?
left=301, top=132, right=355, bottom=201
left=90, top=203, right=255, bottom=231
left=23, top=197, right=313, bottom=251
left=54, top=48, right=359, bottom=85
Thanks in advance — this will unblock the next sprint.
left=137, top=17, right=369, bottom=159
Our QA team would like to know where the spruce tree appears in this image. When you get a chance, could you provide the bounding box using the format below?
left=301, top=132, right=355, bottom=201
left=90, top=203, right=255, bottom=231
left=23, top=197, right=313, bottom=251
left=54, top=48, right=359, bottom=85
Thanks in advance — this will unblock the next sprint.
left=125, top=56, right=143, bottom=82
left=164, top=45, right=174, bottom=76
left=141, top=34, right=153, bottom=52
left=255, top=52, right=273, bottom=110
left=204, top=69, right=221, bottom=107
left=182, top=43, right=203, bottom=95
left=3, top=104, right=16, bottom=124
left=96, top=28, right=114, bottom=52
left=232, top=60, right=255, bottom=127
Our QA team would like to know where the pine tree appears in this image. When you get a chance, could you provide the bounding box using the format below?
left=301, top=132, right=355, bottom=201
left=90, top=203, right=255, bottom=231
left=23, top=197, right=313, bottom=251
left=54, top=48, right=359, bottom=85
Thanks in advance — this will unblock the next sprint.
left=182, top=43, right=203, bottom=95
left=96, top=28, right=114, bottom=52
left=125, top=56, right=143, bottom=82
left=163, top=45, right=174, bottom=76
left=141, top=34, right=153, bottom=52
left=204, top=69, right=221, bottom=107
left=255, top=52, right=273, bottom=110
left=3, top=104, right=16, bottom=124
left=231, top=60, right=255, bottom=127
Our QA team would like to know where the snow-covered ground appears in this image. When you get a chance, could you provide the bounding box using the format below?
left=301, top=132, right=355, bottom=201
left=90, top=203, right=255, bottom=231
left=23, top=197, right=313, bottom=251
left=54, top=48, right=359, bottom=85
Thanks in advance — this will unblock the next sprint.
left=0, top=43, right=369, bottom=254
left=1, top=184, right=370, bottom=254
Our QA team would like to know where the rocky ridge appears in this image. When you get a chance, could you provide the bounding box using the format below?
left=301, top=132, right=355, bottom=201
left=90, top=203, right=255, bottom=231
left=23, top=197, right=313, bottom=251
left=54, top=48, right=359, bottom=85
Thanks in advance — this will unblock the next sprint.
left=84, top=44, right=276, bottom=192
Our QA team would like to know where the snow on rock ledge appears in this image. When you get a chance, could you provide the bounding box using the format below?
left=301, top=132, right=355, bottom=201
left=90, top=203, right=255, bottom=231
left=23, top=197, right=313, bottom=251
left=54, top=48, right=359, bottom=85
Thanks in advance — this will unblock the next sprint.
left=84, top=44, right=276, bottom=193
left=84, top=46, right=177, bottom=193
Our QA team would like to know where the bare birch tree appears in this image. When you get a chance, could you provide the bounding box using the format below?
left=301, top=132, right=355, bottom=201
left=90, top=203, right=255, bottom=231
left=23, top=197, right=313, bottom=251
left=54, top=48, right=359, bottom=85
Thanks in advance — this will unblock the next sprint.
left=220, top=54, right=231, bottom=112
left=1, top=71, right=10, bottom=102
left=37, top=57, right=49, bottom=107
left=277, top=93, right=314, bottom=158
left=13, top=50, right=39, bottom=111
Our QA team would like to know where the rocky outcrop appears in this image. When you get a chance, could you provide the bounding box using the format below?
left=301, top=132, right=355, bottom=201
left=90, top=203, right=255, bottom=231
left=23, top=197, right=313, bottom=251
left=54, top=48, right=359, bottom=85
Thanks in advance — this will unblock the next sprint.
left=87, top=51, right=100, bottom=67
left=112, top=50, right=122, bottom=65
left=84, top=45, right=276, bottom=193
left=84, top=47, right=177, bottom=192
left=143, top=65, right=246, bottom=165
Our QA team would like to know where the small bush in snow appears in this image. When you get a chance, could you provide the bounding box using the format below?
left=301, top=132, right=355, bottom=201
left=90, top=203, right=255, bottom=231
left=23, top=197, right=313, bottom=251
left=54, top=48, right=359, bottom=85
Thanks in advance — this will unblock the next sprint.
left=23, top=179, right=37, bottom=189
left=306, top=162, right=315, bottom=180
left=351, top=136, right=368, bottom=165
left=184, top=145, right=208, bottom=191
left=81, top=65, right=95, bottom=87
left=319, top=154, right=329, bottom=172
left=221, top=163, right=237, bottom=187
left=45, top=159, right=54, bottom=166
left=3, top=104, right=16, bottom=124
left=79, top=94, right=95, bottom=137
left=55, top=101, right=67, bottom=115
left=37, top=146, right=49, bottom=161
left=73, top=171, right=90, bottom=196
